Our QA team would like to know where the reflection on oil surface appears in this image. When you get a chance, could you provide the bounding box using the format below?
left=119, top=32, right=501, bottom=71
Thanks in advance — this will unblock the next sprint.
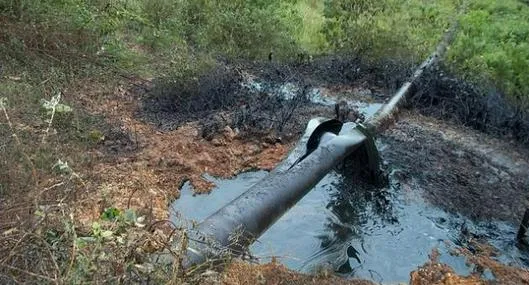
left=171, top=166, right=527, bottom=284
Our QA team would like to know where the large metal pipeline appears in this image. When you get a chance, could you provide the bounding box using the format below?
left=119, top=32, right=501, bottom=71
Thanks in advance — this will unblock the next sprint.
left=180, top=119, right=380, bottom=268
left=177, top=20, right=459, bottom=269
left=181, top=120, right=366, bottom=266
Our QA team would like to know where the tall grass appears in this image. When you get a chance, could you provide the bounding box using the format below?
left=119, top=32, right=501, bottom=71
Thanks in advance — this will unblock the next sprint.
left=295, top=0, right=327, bottom=53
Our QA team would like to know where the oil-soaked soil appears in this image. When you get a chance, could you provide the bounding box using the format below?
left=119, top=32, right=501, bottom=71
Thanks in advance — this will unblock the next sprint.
left=170, top=111, right=529, bottom=282
left=140, top=56, right=403, bottom=138
left=71, top=55, right=529, bottom=283
left=142, top=56, right=529, bottom=146
left=381, top=112, right=529, bottom=222
left=68, top=77, right=292, bottom=224
left=160, top=58, right=529, bottom=284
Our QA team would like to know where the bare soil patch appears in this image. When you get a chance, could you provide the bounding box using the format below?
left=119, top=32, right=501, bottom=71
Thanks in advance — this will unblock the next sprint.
left=222, top=261, right=375, bottom=285
left=66, top=78, right=294, bottom=224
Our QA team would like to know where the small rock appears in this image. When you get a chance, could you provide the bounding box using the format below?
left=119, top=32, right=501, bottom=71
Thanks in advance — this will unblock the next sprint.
left=223, top=126, right=236, bottom=140
left=211, top=138, right=224, bottom=146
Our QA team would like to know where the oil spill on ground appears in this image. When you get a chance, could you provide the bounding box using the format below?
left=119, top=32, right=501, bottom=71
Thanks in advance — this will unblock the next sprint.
left=170, top=114, right=529, bottom=284
left=157, top=57, right=529, bottom=283
left=170, top=167, right=527, bottom=284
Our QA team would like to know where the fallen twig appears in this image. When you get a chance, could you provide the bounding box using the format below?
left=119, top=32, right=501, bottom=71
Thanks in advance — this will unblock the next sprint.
left=0, top=97, right=38, bottom=185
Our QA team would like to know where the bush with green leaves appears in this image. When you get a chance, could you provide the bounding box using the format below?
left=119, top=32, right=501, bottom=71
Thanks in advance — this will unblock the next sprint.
left=176, top=0, right=303, bottom=59
left=322, top=0, right=529, bottom=102
left=322, top=0, right=457, bottom=61
left=2, top=0, right=307, bottom=65
left=446, top=0, right=529, bottom=103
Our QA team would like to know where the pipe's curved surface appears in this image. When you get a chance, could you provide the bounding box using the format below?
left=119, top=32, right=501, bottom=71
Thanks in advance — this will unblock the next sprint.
left=182, top=119, right=368, bottom=268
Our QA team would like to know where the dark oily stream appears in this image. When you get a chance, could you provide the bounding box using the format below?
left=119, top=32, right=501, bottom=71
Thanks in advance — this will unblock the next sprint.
left=177, top=118, right=380, bottom=269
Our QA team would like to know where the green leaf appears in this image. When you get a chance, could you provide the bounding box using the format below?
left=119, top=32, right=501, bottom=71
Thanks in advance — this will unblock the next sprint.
left=76, top=236, right=96, bottom=248
left=101, top=207, right=121, bottom=221
left=100, top=230, right=114, bottom=239
left=55, top=103, right=73, bottom=114
left=91, top=221, right=101, bottom=235
left=53, top=159, right=73, bottom=175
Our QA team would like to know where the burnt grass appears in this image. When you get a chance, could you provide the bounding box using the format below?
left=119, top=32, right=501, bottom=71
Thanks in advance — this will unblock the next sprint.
left=140, top=55, right=529, bottom=146
left=412, top=65, right=529, bottom=146
left=140, top=64, right=331, bottom=140
left=138, top=55, right=410, bottom=140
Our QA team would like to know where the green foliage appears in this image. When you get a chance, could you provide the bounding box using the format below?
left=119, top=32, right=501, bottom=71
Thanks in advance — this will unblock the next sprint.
left=101, top=207, right=121, bottom=221
left=294, top=0, right=327, bottom=53
left=52, top=159, right=73, bottom=175
left=87, top=129, right=105, bottom=143
left=2, top=0, right=307, bottom=67
left=41, top=95, right=72, bottom=116
left=63, top=209, right=146, bottom=283
left=446, top=0, right=529, bottom=101
left=176, top=0, right=303, bottom=59
left=101, top=207, right=143, bottom=228
left=322, top=0, right=529, bottom=101
left=2, top=0, right=528, bottom=101
left=322, top=0, right=456, bottom=60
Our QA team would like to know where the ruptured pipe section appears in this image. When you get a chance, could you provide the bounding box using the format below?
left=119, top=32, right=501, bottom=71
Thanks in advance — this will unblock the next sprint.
left=182, top=119, right=370, bottom=268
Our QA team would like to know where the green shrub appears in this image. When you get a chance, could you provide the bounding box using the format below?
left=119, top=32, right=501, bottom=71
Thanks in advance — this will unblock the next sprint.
left=322, top=0, right=456, bottom=60
left=2, top=0, right=528, bottom=101
left=177, top=0, right=303, bottom=59
left=322, top=0, right=529, bottom=101
left=446, top=0, right=529, bottom=101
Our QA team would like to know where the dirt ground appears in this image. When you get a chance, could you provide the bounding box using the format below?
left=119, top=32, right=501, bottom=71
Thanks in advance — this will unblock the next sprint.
left=222, top=261, right=375, bottom=285
left=67, top=79, right=293, bottom=225
left=409, top=249, right=486, bottom=285
left=57, top=60, right=529, bottom=284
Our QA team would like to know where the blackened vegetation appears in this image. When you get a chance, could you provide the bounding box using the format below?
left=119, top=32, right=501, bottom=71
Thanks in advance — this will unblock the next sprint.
left=140, top=55, right=411, bottom=140
left=141, top=66, right=246, bottom=130
left=141, top=55, right=529, bottom=146
left=381, top=121, right=529, bottom=222
left=101, top=126, right=137, bottom=156
left=230, top=86, right=312, bottom=138
left=140, top=63, right=334, bottom=141
left=237, top=55, right=413, bottom=94
left=412, top=67, right=529, bottom=146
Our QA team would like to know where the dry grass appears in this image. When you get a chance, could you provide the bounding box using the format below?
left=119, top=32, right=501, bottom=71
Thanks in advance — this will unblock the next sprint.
left=0, top=45, right=292, bottom=283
